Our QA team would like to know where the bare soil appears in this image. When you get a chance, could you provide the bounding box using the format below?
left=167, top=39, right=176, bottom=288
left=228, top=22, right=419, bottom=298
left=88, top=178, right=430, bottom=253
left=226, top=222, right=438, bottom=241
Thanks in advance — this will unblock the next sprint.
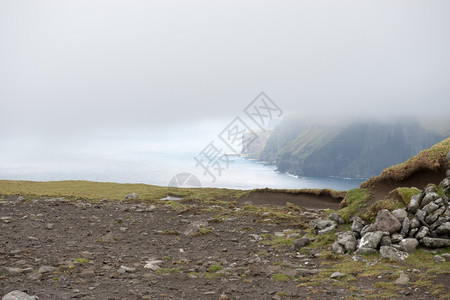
left=0, top=195, right=447, bottom=300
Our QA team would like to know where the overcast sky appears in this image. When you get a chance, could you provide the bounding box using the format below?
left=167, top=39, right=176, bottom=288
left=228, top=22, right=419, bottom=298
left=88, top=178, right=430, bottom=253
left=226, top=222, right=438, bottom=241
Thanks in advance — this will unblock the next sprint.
left=1, top=0, right=450, bottom=139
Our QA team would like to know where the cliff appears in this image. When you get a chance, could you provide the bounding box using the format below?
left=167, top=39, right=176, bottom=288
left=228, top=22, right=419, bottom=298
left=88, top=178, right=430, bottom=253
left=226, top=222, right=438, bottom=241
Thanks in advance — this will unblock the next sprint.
left=247, top=116, right=449, bottom=178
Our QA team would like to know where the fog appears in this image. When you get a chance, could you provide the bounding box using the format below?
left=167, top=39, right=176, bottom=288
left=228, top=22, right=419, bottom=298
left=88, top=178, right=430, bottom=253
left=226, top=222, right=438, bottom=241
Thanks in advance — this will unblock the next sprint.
left=1, top=0, right=450, bottom=138
left=1, top=1, right=449, bottom=185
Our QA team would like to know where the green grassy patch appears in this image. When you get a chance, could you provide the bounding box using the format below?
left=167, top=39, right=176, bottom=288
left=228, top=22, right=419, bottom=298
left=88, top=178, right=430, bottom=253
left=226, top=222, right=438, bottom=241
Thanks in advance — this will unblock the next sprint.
left=338, top=188, right=370, bottom=222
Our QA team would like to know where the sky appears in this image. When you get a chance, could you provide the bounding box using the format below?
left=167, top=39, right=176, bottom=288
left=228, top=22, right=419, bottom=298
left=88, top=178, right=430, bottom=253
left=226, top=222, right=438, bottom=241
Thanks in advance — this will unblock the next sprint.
left=1, top=0, right=450, bottom=141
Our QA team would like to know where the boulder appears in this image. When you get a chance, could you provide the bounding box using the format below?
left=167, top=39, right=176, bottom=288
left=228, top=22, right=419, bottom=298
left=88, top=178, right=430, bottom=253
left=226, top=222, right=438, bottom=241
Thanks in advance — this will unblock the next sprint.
left=124, top=193, right=139, bottom=200
left=373, top=210, right=401, bottom=234
left=351, top=216, right=364, bottom=234
left=421, top=237, right=450, bottom=248
left=422, top=202, right=439, bottom=214
left=355, top=247, right=377, bottom=255
left=380, top=236, right=392, bottom=247
left=183, top=220, right=208, bottom=236
left=410, top=217, right=420, bottom=229
left=293, top=237, right=310, bottom=251
left=380, top=246, right=409, bottom=262
left=337, top=232, right=358, bottom=253
left=1, top=291, right=37, bottom=300
left=391, top=233, right=404, bottom=243
left=395, top=272, right=410, bottom=285
left=330, top=271, right=345, bottom=279
left=408, top=228, right=419, bottom=237
left=398, top=238, right=419, bottom=253
left=415, top=226, right=430, bottom=239
left=318, top=223, right=337, bottom=235
left=441, top=178, right=450, bottom=189
left=358, top=231, right=383, bottom=249
left=421, top=193, right=439, bottom=208
left=408, top=194, right=422, bottom=213
left=332, top=241, right=345, bottom=255
left=392, top=209, right=407, bottom=223
left=400, top=217, right=410, bottom=237
left=446, top=169, right=450, bottom=177
left=434, top=255, right=445, bottom=263
left=425, top=206, right=446, bottom=224
left=447, top=151, right=450, bottom=161
left=436, top=222, right=450, bottom=236
left=329, top=213, right=345, bottom=224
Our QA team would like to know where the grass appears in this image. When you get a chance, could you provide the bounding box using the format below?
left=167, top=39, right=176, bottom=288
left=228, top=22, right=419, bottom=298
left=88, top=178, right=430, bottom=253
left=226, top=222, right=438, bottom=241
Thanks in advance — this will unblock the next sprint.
left=208, top=265, right=223, bottom=273
left=395, top=187, right=421, bottom=205
left=338, top=188, right=370, bottom=222
left=155, top=268, right=182, bottom=275
left=361, top=137, right=450, bottom=188
left=272, top=273, right=291, bottom=281
left=363, top=198, right=404, bottom=222
left=0, top=180, right=243, bottom=203
left=72, top=258, right=89, bottom=264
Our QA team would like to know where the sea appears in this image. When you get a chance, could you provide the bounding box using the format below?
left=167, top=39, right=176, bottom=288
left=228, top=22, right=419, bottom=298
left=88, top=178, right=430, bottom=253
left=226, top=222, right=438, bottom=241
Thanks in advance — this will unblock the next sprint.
left=0, top=126, right=365, bottom=191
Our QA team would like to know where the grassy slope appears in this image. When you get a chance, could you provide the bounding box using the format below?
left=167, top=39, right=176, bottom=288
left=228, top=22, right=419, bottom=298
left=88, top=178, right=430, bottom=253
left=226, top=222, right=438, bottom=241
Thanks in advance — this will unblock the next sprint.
left=361, top=137, right=450, bottom=188
left=339, top=137, right=450, bottom=220
left=0, top=180, right=243, bottom=202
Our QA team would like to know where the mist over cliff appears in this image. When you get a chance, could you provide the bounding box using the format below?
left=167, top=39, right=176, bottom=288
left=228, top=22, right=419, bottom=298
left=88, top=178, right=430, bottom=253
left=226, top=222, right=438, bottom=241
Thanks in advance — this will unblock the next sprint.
left=245, top=116, right=449, bottom=178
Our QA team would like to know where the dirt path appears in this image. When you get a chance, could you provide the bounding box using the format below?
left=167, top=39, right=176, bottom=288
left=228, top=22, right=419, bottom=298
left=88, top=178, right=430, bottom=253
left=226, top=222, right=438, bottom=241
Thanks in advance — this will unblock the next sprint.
left=240, top=191, right=342, bottom=210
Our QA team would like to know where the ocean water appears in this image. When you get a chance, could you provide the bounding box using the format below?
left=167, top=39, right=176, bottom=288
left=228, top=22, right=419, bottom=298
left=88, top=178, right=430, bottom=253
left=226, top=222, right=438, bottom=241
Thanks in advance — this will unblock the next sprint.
left=0, top=127, right=364, bottom=191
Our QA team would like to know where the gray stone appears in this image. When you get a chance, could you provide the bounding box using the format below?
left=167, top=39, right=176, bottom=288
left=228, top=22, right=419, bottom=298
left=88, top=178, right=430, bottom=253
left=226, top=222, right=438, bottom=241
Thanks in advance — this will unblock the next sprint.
left=441, top=253, right=450, bottom=261
left=408, top=228, right=419, bottom=237
left=436, top=222, right=450, bottom=236
left=352, top=255, right=367, bottom=263
left=144, top=260, right=164, bottom=271
left=395, top=272, right=410, bottom=285
left=329, top=212, right=345, bottom=224
left=441, top=178, right=450, bottom=189
left=398, top=238, right=419, bottom=253
left=434, top=255, right=445, bottom=263
left=425, top=206, right=446, bottom=224
left=358, top=231, right=384, bottom=249
left=410, top=217, right=420, bottom=229
left=38, top=265, right=55, bottom=274
left=1, top=291, right=37, bottom=300
left=332, top=241, right=345, bottom=255
left=380, top=236, right=392, bottom=247
left=124, top=193, right=139, bottom=200
left=360, top=224, right=375, bottom=236
left=416, top=209, right=427, bottom=224
left=318, top=223, right=337, bottom=235
left=421, top=237, right=450, bottom=248
left=422, top=202, right=439, bottom=214
left=315, top=219, right=335, bottom=230
left=117, top=265, right=135, bottom=273
left=355, top=247, right=377, bottom=255
left=447, top=151, right=450, bottom=161
left=434, top=198, right=444, bottom=207
left=373, top=210, right=402, bottom=234
left=408, top=194, right=422, bottom=213
left=392, top=209, right=407, bottom=223
left=380, top=246, right=409, bottom=262
left=330, top=271, right=345, bottom=279
left=421, top=193, right=439, bottom=208
left=183, top=220, right=208, bottom=236
left=293, top=237, right=310, bottom=251
left=424, top=185, right=437, bottom=194
left=391, top=233, right=404, bottom=243
left=446, top=169, right=450, bottom=177
left=337, top=231, right=358, bottom=253
left=351, top=216, right=364, bottom=234
left=415, top=226, right=430, bottom=239
left=400, top=217, right=410, bottom=237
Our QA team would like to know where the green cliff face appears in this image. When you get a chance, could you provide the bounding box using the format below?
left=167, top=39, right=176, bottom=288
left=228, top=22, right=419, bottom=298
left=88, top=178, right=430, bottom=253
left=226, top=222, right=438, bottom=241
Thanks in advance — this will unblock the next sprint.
left=253, top=117, right=448, bottom=178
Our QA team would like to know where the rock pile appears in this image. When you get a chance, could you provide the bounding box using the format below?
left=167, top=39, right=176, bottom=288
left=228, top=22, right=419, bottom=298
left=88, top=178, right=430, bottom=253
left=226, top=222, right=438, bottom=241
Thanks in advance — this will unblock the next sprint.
left=331, top=157, right=450, bottom=261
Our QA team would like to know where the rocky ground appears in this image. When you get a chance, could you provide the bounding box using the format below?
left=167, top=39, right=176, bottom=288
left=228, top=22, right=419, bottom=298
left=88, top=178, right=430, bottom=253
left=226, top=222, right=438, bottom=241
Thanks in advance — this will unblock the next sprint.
left=1, top=195, right=449, bottom=300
